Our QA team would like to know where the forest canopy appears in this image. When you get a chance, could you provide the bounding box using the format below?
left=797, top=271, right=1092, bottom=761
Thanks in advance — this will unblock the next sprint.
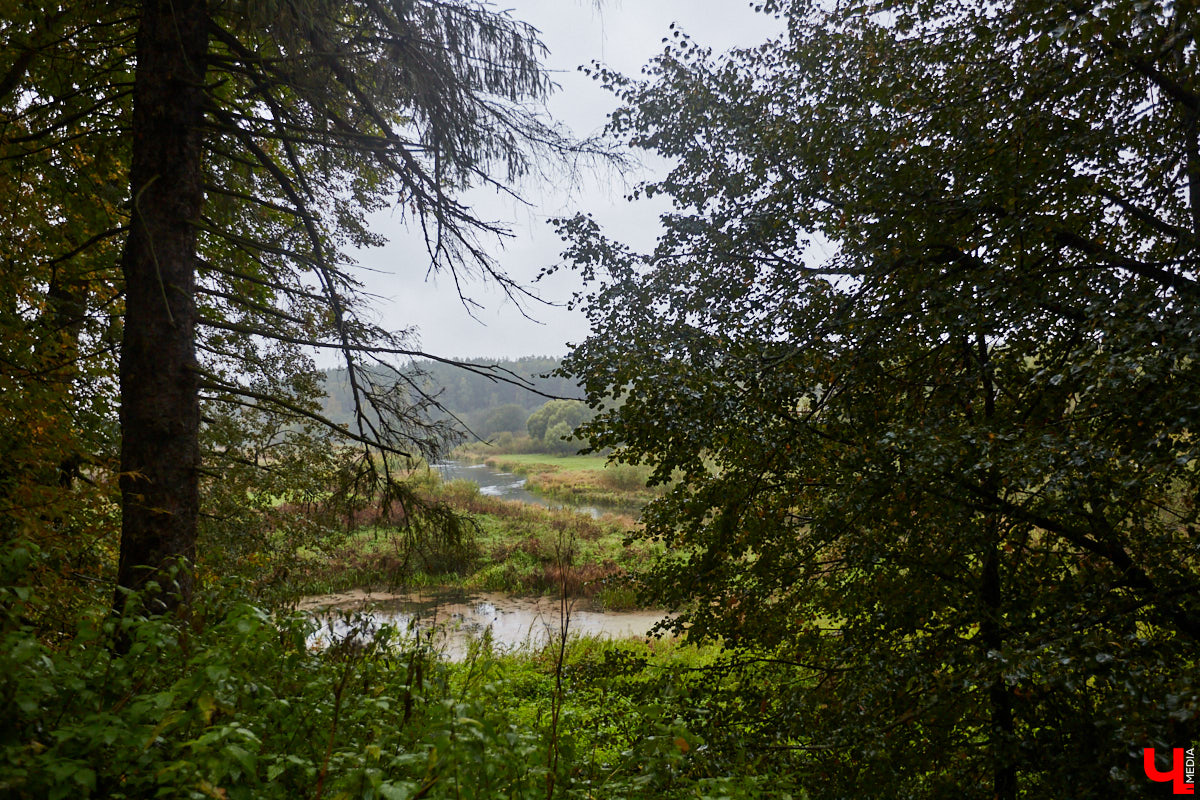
left=557, top=0, right=1200, bottom=796
left=322, top=357, right=582, bottom=425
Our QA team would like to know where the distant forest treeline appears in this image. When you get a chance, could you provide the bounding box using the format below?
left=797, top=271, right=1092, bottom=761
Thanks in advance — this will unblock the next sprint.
left=321, top=356, right=585, bottom=440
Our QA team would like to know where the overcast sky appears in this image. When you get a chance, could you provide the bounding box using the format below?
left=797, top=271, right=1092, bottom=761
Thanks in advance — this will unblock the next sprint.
left=347, top=1, right=783, bottom=362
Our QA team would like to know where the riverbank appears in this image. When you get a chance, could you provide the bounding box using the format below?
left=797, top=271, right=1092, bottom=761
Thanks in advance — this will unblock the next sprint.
left=289, top=470, right=656, bottom=610
left=451, top=447, right=664, bottom=509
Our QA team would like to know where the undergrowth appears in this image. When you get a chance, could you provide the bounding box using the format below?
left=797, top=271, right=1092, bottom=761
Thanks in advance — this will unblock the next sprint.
left=0, top=566, right=805, bottom=799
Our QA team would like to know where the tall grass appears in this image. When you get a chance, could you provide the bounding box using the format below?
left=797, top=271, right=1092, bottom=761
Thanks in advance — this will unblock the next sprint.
left=287, top=473, right=659, bottom=606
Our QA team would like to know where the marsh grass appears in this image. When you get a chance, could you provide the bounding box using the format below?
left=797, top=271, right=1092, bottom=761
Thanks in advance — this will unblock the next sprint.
left=287, top=474, right=660, bottom=606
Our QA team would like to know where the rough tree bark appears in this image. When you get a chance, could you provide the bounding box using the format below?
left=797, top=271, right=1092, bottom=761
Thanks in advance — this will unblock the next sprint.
left=115, top=0, right=209, bottom=616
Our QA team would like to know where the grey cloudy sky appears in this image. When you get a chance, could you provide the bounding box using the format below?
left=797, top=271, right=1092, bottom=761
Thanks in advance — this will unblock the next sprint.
left=347, top=1, right=782, bottom=361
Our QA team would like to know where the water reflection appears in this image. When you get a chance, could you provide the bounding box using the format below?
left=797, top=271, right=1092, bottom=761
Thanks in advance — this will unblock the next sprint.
left=301, top=589, right=667, bottom=660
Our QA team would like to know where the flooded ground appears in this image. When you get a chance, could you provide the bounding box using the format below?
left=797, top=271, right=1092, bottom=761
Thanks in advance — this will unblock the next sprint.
left=300, top=588, right=668, bottom=660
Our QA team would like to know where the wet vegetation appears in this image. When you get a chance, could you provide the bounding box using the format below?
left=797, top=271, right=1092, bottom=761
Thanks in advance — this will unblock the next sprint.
left=6, top=0, right=1200, bottom=796
left=3, top=460, right=791, bottom=800
left=451, top=449, right=665, bottom=510
left=292, top=470, right=653, bottom=608
left=3, top=590, right=803, bottom=799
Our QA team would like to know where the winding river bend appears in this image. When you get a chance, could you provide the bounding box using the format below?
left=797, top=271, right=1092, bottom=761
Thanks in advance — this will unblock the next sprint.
left=432, top=460, right=627, bottom=518
left=433, top=461, right=550, bottom=507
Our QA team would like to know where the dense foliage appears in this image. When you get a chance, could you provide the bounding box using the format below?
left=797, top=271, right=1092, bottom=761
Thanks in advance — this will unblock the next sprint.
left=9, top=0, right=1200, bottom=796
left=558, top=0, right=1200, bottom=796
left=1, top=0, right=595, bottom=617
left=526, top=401, right=596, bottom=454
left=1, top=582, right=798, bottom=800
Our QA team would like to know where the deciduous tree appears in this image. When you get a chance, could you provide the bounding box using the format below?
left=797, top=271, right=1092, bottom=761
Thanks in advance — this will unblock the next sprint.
left=0, top=1, right=129, bottom=627
left=558, top=1, right=1200, bottom=796
left=526, top=398, right=593, bottom=449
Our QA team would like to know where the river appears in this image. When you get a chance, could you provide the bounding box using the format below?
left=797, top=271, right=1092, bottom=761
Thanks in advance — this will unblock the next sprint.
left=432, top=460, right=638, bottom=519
left=432, top=461, right=552, bottom=508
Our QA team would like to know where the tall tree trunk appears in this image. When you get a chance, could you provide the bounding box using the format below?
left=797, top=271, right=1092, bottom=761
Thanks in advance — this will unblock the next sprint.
left=115, top=0, right=209, bottom=616
left=975, top=319, right=1016, bottom=800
